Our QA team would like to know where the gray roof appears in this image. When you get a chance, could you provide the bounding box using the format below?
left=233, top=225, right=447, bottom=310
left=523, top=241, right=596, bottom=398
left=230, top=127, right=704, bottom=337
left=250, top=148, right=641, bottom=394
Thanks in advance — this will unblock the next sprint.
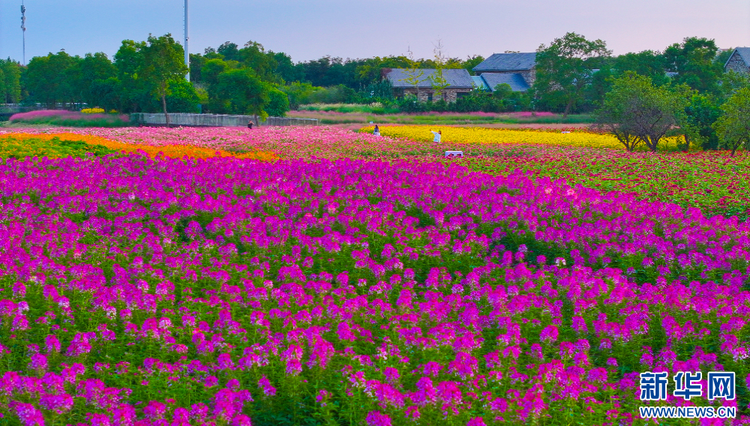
left=383, top=68, right=474, bottom=89
left=481, top=73, right=530, bottom=92
left=473, top=52, right=537, bottom=73
left=725, top=47, right=750, bottom=69
left=471, top=76, right=489, bottom=90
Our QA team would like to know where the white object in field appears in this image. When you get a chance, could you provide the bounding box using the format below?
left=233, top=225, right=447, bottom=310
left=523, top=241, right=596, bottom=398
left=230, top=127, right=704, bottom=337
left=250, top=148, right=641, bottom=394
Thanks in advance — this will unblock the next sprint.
left=445, top=151, right=463, bottom=158
left=561, top=131, right=570, bottom=134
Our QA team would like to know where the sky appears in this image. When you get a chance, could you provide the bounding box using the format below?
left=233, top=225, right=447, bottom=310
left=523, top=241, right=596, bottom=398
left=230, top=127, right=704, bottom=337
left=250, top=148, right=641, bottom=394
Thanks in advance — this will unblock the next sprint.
left=0, top=0, right=748, bottom=65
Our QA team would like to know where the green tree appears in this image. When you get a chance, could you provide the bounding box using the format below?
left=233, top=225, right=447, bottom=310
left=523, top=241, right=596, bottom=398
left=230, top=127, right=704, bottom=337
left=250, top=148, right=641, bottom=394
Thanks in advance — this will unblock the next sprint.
left=23, top=51, right=78, bottom=107
left=682, top=94, right=721, bottom=150
left=462, top=55, right=485, bottom=74
left=429, top=40, right=451, bottom=101
left=265, top=86, right=290, bottom=117
left=114, top=39, right=150, bottom=113
left=280, top=82, right=315, bottom=109
left=713, top=87, right=750, bottom=156
left=595, top=72, right=690, bottom=152
left=533, top=32, right=611, bottom=117
left=238, top=41, right=279, bottom=83
left=75, top=52, right=117, bottom=109
left=663, top=37, right=723, bottom=95
left=401, top=48, right=426, bottom=100
left=216, top=42, right=241, bottom=62
left=165, top=79, right=200, bottom=113
left=613, top=50, right=669, bottom=86
left=216, top=68, right=270, bottom=124
left=271, top=51, right=304, bottom=83
left=0, top=59, right=21, bottom=103
left=189, top=53, right=207, bottom=83
left=140, top=34, right=189, bottom=127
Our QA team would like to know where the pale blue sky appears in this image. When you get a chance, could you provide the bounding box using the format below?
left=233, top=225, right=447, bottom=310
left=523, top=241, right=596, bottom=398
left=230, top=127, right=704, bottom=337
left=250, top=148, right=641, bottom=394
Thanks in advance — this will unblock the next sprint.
left=0, top=0, right=747, bottom=64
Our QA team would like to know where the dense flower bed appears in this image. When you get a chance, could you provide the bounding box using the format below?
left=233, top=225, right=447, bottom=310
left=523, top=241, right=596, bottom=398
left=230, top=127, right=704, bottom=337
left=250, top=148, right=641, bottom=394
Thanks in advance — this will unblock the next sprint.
left=0, top=133, right=279, bottom=162
left=359, top=125, right=685, bottom=150
left=0, top=154, right=749, bottom=425
left=457, top=145, right=750, bottom=219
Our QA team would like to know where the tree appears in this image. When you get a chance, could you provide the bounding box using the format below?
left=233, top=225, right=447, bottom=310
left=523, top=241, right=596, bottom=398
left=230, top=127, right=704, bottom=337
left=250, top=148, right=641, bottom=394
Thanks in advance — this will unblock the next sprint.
left=216, top=42, right=241, bottom=62
left=533, top=32, right=611, bottom=117
left=140, top=34, right=189, bottom=127
left=114, top=39, right=150, bottom=113
left=216, top=68, right=270, bottom=124
left=663, top=37, right=723, bottom=95
left=74, top=52, right=117, bottom=108
left=713, top=87, right=750, bottom=156
left=682, top=94, right=721, bottom=150
left=595, top=72, right=690, bottom=152
left=462, top=55, right=485, bottom=74
left=265, top=86, right=290, bottom=117
left=23, top=51, right=77, bottom=107
left=0, top=59, right=22, bottom=103
left=401, top=47, right=425, bottom=100
left=613, top=51, right=669, bottom=86
left=429, top=40, right=451, bottom=101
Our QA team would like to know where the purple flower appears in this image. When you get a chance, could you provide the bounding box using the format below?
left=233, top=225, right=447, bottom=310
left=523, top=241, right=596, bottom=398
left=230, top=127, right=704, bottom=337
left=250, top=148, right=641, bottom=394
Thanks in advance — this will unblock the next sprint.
left=366, top=411, right=392, bottom=426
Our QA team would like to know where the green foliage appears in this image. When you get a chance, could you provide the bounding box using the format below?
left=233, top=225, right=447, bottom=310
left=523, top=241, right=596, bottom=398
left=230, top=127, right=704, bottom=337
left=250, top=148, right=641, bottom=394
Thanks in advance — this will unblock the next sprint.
left=714, top=86, right=750, bottom=156
left=23, top=51, right=78, bottom=107
left=165, top=79, right=201, bottom=113
left=140, top=33, right=189, bottom=126
left=533, top=32, right=611, bottom=117
left=595, top=72, right=691, bottom=152
left=664, top=37, right=723, bottom=96
left=114, top=39, right=151, bottom=113
left=613, top=50, right=670, bottom=86
left=266, top=87, right=291, bottom=117
left=683, top=94, right=721, bottom=150
left=280, top=82, right=316, bottom=110
left=0, top=59, right=21, bottom=103
left=216, top=68, right=270, bottom=121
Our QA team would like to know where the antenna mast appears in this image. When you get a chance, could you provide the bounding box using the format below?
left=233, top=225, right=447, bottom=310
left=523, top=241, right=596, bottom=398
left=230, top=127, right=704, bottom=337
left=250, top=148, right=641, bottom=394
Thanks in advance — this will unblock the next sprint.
left=184, top=0, right=189, bottom=81
left=21, top=1, right=27, bottom=66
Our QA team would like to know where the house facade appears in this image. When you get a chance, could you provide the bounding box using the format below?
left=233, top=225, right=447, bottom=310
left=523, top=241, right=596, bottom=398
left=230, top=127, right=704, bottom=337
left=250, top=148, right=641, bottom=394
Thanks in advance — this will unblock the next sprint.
left=724, top=48, right=750, bottom=74
left=382, top=68, right=474, bottom=102
left=473, top=52, right=537, bottom=92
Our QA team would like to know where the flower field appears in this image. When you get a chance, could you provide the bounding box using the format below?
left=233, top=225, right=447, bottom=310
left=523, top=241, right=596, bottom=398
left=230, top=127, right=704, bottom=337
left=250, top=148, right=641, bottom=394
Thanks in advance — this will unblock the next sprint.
left=359, top=125, right=683, bottom=151
left=0, top=133, right=279, bottom=162
left=1, top=125, right=750, bottom=425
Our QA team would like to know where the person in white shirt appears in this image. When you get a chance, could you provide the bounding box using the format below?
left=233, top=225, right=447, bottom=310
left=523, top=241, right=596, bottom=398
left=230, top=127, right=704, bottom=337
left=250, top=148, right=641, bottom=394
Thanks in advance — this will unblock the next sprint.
left=373, top=125, right=380, bottom=136
left=431, top=130, right=442, bottom=143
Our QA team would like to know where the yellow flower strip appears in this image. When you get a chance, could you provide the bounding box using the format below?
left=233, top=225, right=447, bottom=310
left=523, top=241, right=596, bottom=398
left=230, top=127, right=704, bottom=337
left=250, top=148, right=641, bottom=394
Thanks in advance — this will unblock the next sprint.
left=2, top=133, right=279, bottom=162
left=362, top=125, right=682, bottom=150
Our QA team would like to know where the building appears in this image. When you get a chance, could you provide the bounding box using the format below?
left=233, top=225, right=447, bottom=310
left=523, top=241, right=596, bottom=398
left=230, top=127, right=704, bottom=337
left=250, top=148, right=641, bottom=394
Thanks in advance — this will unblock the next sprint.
left=724, top=48, right=750, bottom=74
left=382, top=68, right=475, bottom=102
left=473, top=52, right=537, bottom=92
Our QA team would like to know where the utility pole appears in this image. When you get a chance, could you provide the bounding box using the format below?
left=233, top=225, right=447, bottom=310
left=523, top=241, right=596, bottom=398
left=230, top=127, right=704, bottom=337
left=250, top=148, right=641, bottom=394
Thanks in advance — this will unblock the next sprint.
left=21, top=1, right=26, bottom=66
left=184, top=0, right=189, bottom=81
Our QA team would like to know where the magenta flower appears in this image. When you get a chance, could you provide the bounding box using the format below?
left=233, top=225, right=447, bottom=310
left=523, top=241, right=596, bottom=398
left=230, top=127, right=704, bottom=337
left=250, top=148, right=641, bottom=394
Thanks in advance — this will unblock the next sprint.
left=366, top=411, right=392, bottom=426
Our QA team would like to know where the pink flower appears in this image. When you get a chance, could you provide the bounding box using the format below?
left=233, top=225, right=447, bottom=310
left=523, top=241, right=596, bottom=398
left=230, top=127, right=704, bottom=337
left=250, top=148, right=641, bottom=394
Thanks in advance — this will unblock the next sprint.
left=366, top=411, right=392, bottom=426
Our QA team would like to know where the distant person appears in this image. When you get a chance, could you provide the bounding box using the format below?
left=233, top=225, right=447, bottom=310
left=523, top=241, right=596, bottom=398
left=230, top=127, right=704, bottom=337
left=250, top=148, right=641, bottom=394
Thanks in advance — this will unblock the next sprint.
left=431, top=130, right=442, bottom=143
left=373, top=125, right=380, bottom=136
left=247, top=121, right=254, bottom=129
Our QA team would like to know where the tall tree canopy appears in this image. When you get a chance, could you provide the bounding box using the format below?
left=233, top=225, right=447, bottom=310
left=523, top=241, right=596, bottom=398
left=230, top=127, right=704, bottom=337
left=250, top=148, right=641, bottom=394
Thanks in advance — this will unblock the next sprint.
left=533, top=32, right=611, bottom=117
left=140, top=34, right=189, bottom=126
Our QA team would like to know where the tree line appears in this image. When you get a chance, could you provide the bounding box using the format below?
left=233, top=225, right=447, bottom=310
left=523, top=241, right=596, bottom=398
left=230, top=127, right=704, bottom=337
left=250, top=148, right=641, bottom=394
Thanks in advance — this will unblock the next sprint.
left=4, top=32, right=747, bottom=138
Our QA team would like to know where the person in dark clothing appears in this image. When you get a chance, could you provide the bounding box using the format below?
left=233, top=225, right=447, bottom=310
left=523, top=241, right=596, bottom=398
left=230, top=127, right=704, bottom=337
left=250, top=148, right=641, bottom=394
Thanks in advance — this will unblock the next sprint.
left=247, top=121, right=254, bottom=129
